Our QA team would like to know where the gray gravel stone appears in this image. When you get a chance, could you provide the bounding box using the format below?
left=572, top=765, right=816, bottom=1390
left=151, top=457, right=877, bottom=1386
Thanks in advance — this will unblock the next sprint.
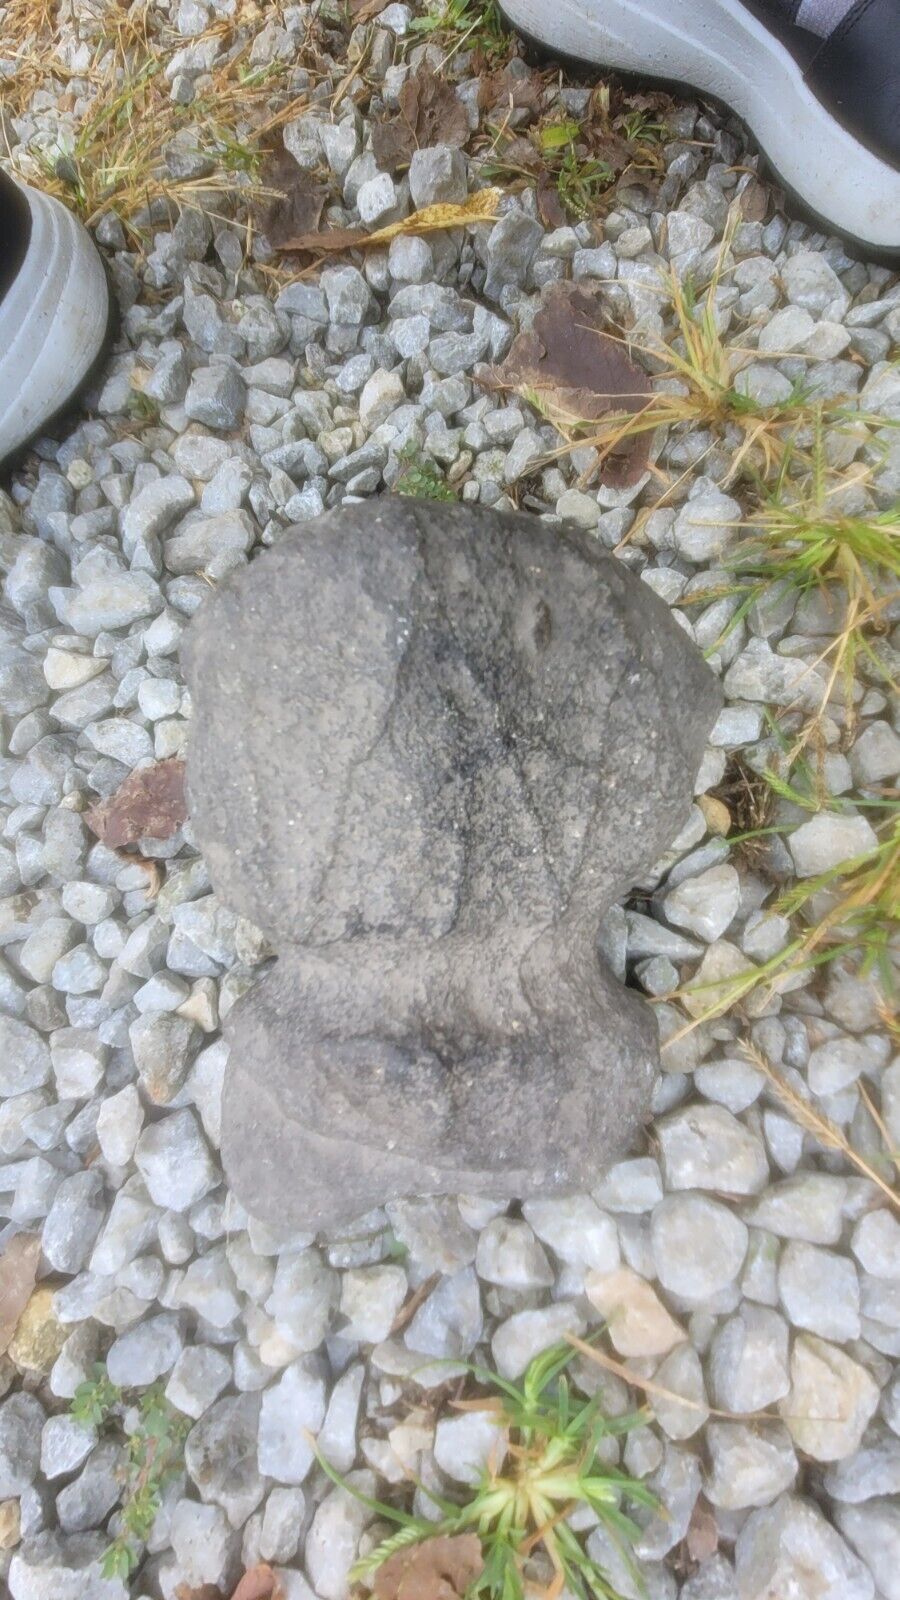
left=778, top=1241, right=860, bottom=1342
left=105, top=1311, right=183, bottom=1386
left=736, top=1494, right=874, bottom=1600
left=834, top=1500, right=900, bottom=1600
left=184, top=365, right=246, bottom=430
left=185, top=1393, right=264, bottom=1525
left=709, top=1304, right=790, bottom=1411
left=409, top=145, right=467, bottom=207
left=0, top=1016, right=51, bottom=1095
left=40, top=1414, right=97, bottom=1478
left=166, top=1344, right=232, bottom=1418
left=788, top=813, right=878, bottom=877
left=42, top=1170, right=106, bottom=1273
left=0, top=1392, right=44, bottom=1496
left=9, top=1531, right=128, bottom=1600
left=652, top=1193, right=749, bottom=1300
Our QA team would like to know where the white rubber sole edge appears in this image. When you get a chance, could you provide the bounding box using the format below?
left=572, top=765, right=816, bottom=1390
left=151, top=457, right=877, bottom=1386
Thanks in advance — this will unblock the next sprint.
left=0, top=182, right=110, bottom=465
left=501, top=0, right=900, bottom=252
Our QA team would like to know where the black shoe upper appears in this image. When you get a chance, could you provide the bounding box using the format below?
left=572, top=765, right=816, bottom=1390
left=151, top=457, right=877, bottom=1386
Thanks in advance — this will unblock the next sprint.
left=805, top=0, right=899, bottom=170
left=741, top=0, right=900, bottom=171
left=0, top=171, right=32, bottom=304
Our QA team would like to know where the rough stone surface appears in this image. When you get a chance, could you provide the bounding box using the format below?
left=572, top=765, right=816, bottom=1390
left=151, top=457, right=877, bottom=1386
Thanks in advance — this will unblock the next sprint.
left=184, top=501, right=719, bottom=1228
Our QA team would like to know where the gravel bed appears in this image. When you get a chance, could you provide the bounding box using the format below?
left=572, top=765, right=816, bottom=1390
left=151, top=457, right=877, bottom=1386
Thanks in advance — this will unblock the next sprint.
left=1, top=2, right=899, bottom=1597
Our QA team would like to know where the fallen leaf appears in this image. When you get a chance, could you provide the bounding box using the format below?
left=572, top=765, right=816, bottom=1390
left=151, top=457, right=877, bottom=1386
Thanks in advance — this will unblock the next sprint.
left=536, top=176, right=566, bottom=229
left=230, top=1565, right=285, bottom=1600
left=261, top=149, right=328, bottom=249
left=374, top=1536, right=484, bottom=1600
left=85, top=758, right=187, bottom=850
left=275, top=188, right=502, bottom=254
left=483, top=280, right=652, bottom=486
left=350, top=0, right=392, bottom=18
left=0, top=1235, right=40, bottom=1356
left=478, top=62, right=546, bottom=122
left=175, top=1586, right=223, bottom=1600
left=373, top=64, right=469, bottom=173
left=739, top=177, right=769, bottom=223
left=685, top=1497, right=719, bottom=1564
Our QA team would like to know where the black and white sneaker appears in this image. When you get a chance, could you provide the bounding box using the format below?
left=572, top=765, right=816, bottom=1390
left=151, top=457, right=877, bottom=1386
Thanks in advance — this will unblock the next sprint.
left=0, top=170, right=111, bottom=471
left=500, top=0, right=900, bottom=255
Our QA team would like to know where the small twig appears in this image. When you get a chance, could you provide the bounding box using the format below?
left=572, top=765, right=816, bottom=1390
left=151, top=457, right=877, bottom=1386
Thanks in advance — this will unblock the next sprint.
left=390, top=1272, right=441, bottom=1336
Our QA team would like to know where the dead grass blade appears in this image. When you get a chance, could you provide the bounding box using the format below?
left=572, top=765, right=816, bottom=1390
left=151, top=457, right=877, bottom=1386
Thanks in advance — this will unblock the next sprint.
left=741, top=1042, right=899, bottom=1212
left=274, top=188, right=502, bottom=253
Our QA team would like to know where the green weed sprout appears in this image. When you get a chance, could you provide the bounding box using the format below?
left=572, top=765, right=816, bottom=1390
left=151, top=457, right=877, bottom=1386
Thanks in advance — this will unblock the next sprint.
left=316, top=1340, right=657, bottom=1600
left=70, top=1369, right=191, bottom=1581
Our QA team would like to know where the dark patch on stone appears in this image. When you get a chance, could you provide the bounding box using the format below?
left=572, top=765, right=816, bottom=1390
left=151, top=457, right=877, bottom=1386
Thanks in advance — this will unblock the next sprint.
left=183, top=501, right=721, bottom=1230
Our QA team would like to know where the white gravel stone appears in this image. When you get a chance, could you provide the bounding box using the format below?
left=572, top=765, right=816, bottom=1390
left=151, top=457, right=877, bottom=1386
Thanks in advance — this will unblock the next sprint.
left=106, top=1311, right=183, bottom=1386
left=491, top=1301, right=586, bottom=1378
left=0, top=1016, right=51, bottom=1095
left=672, top=490, right=741, bottom=562
left=305, top=1473, right=374, bottom=1600
left=778, top=1240, right=860, bottom=1341
left=652, top=1194, right=749, bottom=1301
left=663, top=863, right=741, bottom=942
left=134, top=1107, right=217, bottom=1210
left=40, top=1415, right=96, bottom=1479
left=650, top=1342, right=708, bottom=1440
left=522, top=1195, right=621, bottom=1270
left=656, top=1104, right=768, bottom=1195
left=257, top=1358, right=327, bottom=1483
left=851, top=1209, right=900, bottom=1279
left=339, top=1265, right=407, bottom=1343
left=317, top=1363, right=364, bottom=1474
left=779, top=1334, right=880, bottom=1461
left=788, top=813, right=878, bottom=877
left=475, top=1216, right=554, bottom=1288
left=709, top=1303, right=790, bottom=1412
left=166, top=1344, right=232, bottom=1418
left=705, top=1420, right=797, bottom=1509
left=9, top=1531, right=129, bottom=1600
left=834, top=1500, right=900, bottom=1600
left=434, top=1411, right=508, bottom=1485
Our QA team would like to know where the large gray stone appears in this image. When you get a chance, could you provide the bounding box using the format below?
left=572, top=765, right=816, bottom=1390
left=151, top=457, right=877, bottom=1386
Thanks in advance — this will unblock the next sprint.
left=183, top=501, right=719, bottom=1229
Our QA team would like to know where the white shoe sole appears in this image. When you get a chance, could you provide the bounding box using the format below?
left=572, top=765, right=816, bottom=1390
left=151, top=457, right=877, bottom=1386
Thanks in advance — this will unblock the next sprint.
left=501, top=0, right=900, bottom=253
left=0, top=183, right=111, bottom=466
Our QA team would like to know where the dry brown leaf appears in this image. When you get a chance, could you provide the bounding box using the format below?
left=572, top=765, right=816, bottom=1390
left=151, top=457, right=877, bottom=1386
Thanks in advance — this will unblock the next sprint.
left=374, top=1536, right=484, bottom=1600
left=373, top=65, right=469, bottom=173
left=484, top=280, right=652, bottom=487
left=739, top=177, right=769, bottom=223
left=349, top=0, right=392, bottom=19
left=0, top=1234, right=41, bottom=1356
left=275, top=189, right=502, bottom=255
left=261, top=150, right=328, bottom=249
left=230, top=1565, right=285, bottom=1600
left=685, top=1498, right=719, bottom=1564
left=478, top=62, right=546, bottom=122
left=175, top=1585, right=223, bottom=1600
left=536, top=177, right=566, bottom=230
left=85, top=757, right=187, bottom=849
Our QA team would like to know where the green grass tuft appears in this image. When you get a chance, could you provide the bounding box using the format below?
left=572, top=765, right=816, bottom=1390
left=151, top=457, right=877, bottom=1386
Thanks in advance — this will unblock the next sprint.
left=316, top=1339, right=656, bottom=1600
